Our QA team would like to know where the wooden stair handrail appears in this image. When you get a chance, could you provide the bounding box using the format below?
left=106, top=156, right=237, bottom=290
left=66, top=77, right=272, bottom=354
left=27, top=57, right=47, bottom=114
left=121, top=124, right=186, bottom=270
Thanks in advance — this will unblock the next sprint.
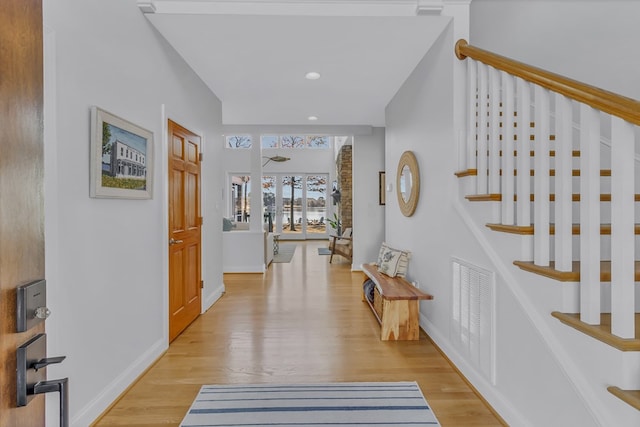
left=455, top=39, right=640, bottom=126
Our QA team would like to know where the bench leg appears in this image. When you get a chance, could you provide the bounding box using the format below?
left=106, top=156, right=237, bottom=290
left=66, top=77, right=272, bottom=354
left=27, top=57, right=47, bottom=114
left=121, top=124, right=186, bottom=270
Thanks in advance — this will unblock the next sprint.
left=380, top=300, right=420, bottom=341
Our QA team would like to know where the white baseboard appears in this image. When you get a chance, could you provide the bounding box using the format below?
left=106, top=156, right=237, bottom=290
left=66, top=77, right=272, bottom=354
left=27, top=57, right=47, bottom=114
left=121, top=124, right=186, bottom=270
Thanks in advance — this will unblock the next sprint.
left=223, top=264, right=265, bottom=273
left=203, top=282, right=225, bottom=312
left=419, top=313, right=531, bottom=427
left=69, top=283, right=224, bottom=426
left=70, top=338, right=167, bottom=427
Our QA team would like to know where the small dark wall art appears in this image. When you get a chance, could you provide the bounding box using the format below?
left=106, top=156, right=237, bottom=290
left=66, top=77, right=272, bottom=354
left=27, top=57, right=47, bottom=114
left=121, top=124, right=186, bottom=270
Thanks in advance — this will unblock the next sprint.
left=379, top=171, right=386, bottom=205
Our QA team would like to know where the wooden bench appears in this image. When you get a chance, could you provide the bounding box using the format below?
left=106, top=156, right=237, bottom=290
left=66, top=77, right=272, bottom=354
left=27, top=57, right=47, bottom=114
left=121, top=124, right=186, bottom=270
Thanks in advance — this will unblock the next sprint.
left=361, top=263, right=433, bottom=341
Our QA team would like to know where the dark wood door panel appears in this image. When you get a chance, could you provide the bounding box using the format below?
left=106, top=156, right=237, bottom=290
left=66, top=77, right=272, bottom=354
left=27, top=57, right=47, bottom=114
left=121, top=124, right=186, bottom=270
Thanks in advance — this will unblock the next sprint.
left=0, top=0, right=46, bottom=425
left=168, top=120, right=201, bottom=342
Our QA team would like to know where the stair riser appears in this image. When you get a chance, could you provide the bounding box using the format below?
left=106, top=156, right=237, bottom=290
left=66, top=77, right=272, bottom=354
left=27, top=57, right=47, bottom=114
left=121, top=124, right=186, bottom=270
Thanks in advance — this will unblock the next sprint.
left=544, top=237, right=640, bottom=266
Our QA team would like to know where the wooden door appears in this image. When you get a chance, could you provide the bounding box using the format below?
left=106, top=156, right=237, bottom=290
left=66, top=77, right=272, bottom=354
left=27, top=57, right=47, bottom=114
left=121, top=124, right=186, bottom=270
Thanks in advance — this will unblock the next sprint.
left=0, top=0, right=46, bottom=425
left=168, top=120, right=202, bottom=342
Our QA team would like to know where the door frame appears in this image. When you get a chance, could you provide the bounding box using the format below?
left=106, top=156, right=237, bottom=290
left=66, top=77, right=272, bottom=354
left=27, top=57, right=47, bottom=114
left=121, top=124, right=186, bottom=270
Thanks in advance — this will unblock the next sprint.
left=44, top=27, right=63, bottom=424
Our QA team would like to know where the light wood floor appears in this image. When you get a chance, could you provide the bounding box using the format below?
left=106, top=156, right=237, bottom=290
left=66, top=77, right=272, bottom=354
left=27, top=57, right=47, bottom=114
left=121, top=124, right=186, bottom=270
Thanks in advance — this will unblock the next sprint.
left=94, top=241, right=505, bottom=427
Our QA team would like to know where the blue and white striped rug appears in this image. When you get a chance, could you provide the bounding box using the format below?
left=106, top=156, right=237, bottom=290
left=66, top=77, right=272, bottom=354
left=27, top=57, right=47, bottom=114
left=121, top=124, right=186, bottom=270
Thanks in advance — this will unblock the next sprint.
left=180, top=382, right=441, bottom=427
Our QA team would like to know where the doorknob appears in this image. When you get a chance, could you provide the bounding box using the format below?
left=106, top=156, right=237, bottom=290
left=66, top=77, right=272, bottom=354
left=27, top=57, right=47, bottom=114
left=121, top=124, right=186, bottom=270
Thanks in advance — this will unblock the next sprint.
left=169, top=238, right=184, bottom=245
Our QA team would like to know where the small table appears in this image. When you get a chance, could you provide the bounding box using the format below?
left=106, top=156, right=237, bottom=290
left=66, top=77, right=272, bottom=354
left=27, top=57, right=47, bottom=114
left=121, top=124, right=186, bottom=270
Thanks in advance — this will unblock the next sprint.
left=273, top=234, right=281, bottom=254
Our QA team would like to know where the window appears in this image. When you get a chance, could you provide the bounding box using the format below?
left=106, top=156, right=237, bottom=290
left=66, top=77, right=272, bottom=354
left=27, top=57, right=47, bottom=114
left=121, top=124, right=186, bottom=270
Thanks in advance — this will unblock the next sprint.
left=307, top=136, right=331, bottom=149
left=226, top=135, right=252, bottom=149
left=261, top=135, right=279, bottom=149
left=280, top=135, right=305, bottom=149
left=230, top=175, right=251, bottom=223
left=260, top=134, right=331, bottom=150
left=262, top=175, right=276, bottom=231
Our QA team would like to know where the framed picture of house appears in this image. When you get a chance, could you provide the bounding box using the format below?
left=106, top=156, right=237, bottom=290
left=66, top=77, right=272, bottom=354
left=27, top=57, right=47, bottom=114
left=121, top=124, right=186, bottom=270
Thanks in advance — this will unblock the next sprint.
left=90, top=106, right=154, bottom=199
left=379, top=171, right=386, bottom=205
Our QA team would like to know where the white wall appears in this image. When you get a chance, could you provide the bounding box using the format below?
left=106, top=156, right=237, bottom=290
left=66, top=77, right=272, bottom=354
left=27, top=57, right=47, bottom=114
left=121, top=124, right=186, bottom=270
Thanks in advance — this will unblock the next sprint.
left=43, top=1, right=224, bottom=425
left=385, top=22, right=599, bottom=426
left=470, top=0, right=640, bottom=100
left=223, top=232, right=267, bottom=272
left=353, top=127, right=385, bottom=268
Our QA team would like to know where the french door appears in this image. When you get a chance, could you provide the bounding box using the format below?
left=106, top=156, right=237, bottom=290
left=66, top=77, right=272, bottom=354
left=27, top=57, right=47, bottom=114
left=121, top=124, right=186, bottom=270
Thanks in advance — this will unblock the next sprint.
left=262, top=174, right=329, bottom=240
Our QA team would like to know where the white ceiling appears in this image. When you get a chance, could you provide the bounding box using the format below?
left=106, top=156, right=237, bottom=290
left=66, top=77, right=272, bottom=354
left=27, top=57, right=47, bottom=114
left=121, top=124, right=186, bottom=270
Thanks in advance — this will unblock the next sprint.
left=143, top=1, right=450, bottom=126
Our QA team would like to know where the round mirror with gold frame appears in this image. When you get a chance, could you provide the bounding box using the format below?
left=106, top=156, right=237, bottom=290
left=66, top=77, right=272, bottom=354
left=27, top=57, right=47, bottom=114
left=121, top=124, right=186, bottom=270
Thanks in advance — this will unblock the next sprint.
left=396, top=151, right=420, bottom=217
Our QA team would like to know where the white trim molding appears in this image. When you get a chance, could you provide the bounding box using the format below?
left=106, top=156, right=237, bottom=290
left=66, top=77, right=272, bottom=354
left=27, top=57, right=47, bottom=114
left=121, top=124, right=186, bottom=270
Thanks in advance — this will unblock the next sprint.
left=416, top=0, right=443, bottom=15
left=137, top=0, right=448, bottom=16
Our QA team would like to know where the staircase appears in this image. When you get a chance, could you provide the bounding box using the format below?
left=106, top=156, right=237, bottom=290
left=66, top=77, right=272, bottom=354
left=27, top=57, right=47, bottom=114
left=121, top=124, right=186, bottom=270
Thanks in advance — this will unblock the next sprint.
left=454, top=40, right=640, bottom=414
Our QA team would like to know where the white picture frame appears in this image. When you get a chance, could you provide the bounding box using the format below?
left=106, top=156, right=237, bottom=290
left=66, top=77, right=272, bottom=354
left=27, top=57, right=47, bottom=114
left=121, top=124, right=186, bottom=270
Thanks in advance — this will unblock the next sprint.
left=90, top=106, right=153, bottom=199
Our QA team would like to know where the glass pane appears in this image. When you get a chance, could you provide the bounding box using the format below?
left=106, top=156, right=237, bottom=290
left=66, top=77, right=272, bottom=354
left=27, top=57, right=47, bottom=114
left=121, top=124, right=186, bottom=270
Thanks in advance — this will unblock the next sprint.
left=306, top=135, right=331, bottom=149
left=226, top=135, right=252, bottom=149
left=282, top=175, right=302, bottom=234
left=230, top=175, right=251, bottom=223
left=262, top=176, right=276, bottom=232
left=261, top=135, right=279, bottom=149
left=281, top=135, right=305, bottom=149
left=306, top=175, right=327, bottom=234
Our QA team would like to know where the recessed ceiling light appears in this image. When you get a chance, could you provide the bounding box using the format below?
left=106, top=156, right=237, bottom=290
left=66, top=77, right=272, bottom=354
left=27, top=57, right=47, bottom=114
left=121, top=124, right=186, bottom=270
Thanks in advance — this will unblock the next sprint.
left=308, top=116, right=318, bottom=121
left=305, top=72, right=321, bottom=80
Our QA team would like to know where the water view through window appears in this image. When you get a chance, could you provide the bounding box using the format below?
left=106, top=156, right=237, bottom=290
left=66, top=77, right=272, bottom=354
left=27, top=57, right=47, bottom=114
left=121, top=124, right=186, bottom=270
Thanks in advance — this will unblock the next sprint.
left=263, top=174, right=328, bottom=238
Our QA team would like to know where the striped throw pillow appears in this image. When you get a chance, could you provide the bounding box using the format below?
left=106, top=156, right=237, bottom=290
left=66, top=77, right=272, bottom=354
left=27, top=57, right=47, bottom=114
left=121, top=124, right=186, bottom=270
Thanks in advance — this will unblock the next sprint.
left=377, top=242, right=411, bottom=277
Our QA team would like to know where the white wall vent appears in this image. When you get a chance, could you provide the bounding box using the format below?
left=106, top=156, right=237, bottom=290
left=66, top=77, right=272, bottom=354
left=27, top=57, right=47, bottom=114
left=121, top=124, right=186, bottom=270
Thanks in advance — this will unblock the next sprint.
left=451, top=257, right=496, bottom=385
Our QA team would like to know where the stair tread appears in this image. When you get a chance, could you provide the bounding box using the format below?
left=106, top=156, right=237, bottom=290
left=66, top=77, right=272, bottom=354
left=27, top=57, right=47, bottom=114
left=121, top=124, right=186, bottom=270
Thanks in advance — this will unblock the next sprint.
left=486, top=223, right=640, bottom=235
left=551, top=312, right=640, bottom=351
left=454, top=169, right=477, bottom=178
left=607, top=387, right=640, bottom=410
left=466, top=193, right=640, bottom=202
left=513, top=260, right=640, bottom=282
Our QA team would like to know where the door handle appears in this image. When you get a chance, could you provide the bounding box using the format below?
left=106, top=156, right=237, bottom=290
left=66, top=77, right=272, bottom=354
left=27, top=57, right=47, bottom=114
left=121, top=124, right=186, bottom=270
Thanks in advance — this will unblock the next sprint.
left=17, top=334, right=69, bottom=427
left=33, top=378, right=69, bottom=427
left=169, top=238, right=184, bottom=245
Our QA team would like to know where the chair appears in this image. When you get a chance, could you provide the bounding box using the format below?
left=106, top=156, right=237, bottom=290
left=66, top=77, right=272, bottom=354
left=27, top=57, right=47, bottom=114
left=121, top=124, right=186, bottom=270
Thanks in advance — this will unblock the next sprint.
left=329, top=227, right=353, bottom=263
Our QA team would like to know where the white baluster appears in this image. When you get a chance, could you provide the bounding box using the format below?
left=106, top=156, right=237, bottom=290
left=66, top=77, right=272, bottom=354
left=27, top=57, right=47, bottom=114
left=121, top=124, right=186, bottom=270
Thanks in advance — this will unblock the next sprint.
left=501, top=72, right=515, bottom=225
left=477, top=64, right=488, bottom=195
left=579, top=104, right=601, bottom=325
left=533, top=86, right=550, bottom=266
left=610, top=116, right=635, bottom=338
left=554, top=94, right=573, bottom=272
left=467, top=60, right=478, bottom=173
left=489, top=67, right=501, bottom=195
left=516, top=79, right=531, bottom=228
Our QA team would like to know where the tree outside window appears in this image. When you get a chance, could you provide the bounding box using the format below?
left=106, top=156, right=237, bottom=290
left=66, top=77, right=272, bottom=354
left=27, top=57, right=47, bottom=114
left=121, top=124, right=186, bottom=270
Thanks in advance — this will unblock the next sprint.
left=226, top=135, right=252, bottom=149
left=231, top=175, right=251, bottom=222
left=280, top=135, right=305, bottom=149
left=306, top=136, right=331, bottom=149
